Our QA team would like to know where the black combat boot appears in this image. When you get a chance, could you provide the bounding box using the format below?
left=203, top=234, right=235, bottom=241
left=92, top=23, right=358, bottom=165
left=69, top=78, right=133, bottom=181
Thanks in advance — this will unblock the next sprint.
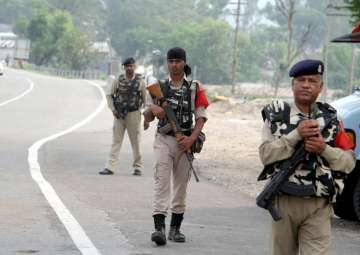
left=151, top=214, right=167, bottom=246
left=168, top=213, right=186, bottom=242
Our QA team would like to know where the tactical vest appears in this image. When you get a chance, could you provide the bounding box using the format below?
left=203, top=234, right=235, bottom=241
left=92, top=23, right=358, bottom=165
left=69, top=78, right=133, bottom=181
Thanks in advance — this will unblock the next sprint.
left=258, top=100, right=347, bottom=202
left=113, top=73, right=143, bottom=119
left=157, top=79, right=196, bottom=136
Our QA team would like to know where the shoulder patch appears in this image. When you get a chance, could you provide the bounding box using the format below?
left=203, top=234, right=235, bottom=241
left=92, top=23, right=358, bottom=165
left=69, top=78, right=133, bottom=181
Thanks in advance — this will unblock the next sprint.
left=135, top=73, right=144, bottom=80
left=317, top=102, right=337, bottom=120
left=117, top=74, right=126, bottom=83
left=318, top=102, right=337, bottom=114
left=261, top=100, right=291, bottom=123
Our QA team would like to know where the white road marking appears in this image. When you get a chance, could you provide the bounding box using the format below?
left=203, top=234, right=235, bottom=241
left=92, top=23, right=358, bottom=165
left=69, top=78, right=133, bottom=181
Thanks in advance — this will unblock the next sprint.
left=0, top=78, right=34, bottom=107
left=28, top=81, right=110, bottom=255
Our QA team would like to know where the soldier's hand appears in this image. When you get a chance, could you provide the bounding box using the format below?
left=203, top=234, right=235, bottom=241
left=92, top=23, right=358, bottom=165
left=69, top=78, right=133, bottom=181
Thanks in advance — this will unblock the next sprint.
left=297, top=120, right=320, bottom=138
left=304, top=135, right=326, bottom=154
left=143, top=108, right=155, bottom=122
left=151, top=105, right=166, bottom=120
left=178, top=135, right=195, bottom=152
left=113, top=111, right=120, bottom=119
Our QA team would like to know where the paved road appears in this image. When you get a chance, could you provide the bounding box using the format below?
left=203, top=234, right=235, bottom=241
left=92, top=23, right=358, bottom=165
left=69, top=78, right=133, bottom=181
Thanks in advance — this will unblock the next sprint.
left=0, top=68, right=359, bottom=255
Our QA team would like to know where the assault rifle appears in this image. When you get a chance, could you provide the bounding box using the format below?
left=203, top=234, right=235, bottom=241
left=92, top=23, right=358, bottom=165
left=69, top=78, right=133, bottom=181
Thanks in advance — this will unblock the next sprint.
left=256, top=144, right=306, bottom=221
left=147, top=82, right=200, bottom=182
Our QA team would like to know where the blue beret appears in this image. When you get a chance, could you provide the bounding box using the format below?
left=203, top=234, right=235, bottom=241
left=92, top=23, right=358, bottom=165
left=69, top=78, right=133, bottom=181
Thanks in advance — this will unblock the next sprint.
left=289, top=59, right=324, bottom=78
left=122, top=57, right=135, bottom=65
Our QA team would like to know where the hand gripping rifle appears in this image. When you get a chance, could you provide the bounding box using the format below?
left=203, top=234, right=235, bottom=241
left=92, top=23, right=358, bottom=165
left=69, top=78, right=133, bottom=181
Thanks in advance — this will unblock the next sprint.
left=256, top=104, right=332, bottom=221
left=147, top=82, right=200, bottom=182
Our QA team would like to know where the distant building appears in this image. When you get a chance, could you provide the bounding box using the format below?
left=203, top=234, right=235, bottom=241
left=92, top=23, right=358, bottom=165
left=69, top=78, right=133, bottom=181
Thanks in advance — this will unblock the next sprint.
left=0, top=25, right=31, bottom=65
left=90, top=41, right=120, bottom=75
left=0, top=32, right=17, bottom=61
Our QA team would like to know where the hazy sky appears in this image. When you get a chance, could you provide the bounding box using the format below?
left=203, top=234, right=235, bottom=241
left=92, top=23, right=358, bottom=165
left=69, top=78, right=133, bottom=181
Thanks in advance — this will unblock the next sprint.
left=225, top=0, right=275, bottom=27
left=258, top=0, right=274, bottom=8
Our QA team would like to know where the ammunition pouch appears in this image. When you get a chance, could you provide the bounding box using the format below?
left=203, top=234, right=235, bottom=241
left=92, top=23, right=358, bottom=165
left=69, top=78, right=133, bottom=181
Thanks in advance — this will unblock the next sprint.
left=191, top=131, right=206, bottom=154
left=113, top=100, right=139, bottom=119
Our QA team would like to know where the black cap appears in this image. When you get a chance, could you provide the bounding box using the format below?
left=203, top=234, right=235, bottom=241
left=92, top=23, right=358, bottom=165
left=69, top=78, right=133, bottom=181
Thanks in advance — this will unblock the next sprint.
left=167, top=47, right=186, bottom=62
left=167, top=47, right=192, bottom=76
left=289, top=59, right=324, bottom=78
left=122, top=57, right=135, bottom=66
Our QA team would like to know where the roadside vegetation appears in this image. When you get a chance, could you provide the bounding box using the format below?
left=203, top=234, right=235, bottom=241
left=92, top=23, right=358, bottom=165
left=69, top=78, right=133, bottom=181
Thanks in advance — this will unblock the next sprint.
left=1, top=0, right=360, bottom=95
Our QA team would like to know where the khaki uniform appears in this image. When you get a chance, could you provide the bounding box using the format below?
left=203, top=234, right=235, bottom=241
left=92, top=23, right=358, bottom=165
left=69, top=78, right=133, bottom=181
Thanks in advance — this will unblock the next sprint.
left=272, top=195, right=331, bottom=255
left=147, top=77, right=207, bottom=216
left=105, top=73, right=146, bottom=172
left=153, top=133, right=191, bottom=215
left=259, top=102, right=355, bottom=255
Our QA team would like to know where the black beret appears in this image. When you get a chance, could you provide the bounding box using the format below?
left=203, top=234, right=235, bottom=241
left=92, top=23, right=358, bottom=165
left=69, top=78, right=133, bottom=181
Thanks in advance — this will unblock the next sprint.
left=167, top=47, right=186, bottom=62
left=122, top=57, right=135, bottom=66
left=289, top=59, right=324, bottom=78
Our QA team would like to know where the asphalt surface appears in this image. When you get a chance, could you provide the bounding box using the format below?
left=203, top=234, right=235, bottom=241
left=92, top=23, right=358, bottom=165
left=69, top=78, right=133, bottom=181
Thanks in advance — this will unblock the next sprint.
left=0, top=68, right=359, bottom=255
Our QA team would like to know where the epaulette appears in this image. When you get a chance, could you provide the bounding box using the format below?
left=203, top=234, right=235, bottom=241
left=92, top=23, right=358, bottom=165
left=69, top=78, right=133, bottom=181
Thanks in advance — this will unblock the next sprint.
left=261, top=100, right=291, bottom=124
left=316, top=102, right=337, bottom=120
left=134, top=73, right=144, bottom=80
left=118, top=74, right=126, bottom=82
left=317, top=102, right=337, bottom=114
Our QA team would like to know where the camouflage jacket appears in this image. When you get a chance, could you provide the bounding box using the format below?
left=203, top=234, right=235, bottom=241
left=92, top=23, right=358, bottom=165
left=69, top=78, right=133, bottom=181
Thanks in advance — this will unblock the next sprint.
left=112, top=73, right=144, bottom=119
left=258, top=100, right=355, bottom=202
left=156, top=79, right=195, bottom=134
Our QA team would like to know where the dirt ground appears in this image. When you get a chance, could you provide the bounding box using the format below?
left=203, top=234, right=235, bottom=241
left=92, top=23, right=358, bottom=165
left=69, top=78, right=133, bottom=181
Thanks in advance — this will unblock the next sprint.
left=195, top=98, right=267, bottom=198
left=195, top=84, right=339, bottom=198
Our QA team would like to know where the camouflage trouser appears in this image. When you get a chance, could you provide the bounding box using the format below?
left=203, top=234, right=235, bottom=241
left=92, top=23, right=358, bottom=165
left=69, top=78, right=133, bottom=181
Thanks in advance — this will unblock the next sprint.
left=271, top=195, right=331, bottom=255
left=105, top=110, right=143, bottom=171
left=152, top=133, right=191, bottom=216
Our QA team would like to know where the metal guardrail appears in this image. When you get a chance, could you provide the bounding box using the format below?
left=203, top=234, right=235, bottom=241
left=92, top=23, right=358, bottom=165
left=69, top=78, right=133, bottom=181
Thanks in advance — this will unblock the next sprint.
left=26, top=64, right=106, bottom=80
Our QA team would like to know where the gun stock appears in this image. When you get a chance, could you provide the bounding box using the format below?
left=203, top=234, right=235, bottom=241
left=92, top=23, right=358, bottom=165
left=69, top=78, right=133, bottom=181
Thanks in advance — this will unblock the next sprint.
left=147, top=83, right=164, bottom=101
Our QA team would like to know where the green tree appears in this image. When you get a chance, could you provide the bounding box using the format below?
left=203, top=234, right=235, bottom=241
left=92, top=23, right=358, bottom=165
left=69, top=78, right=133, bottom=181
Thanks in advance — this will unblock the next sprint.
left=172, top=18, right=233, bottom=84
left=236, top=33, right=264, bottom=83
left=347, top=0, right=360, bottom=24
left=258, top=0, right=329, bottom=94
left=195, top=0, right=230, bottom=18
left=106, top=0, right=230, bottom=57
left=1, top=0, right=105, bottom=40
left=327, top=44, right=353, bottom=90
left=134, top=17, right=233, bottom=84
left=0, top=0, right=49, bottom=24
left=56, top=29, right=92, bottom=69
left=48, top=0, right=106, bottom=39
left=104, top=0, right=241, bottom=83
left=23, top=9, right=93, bottom=69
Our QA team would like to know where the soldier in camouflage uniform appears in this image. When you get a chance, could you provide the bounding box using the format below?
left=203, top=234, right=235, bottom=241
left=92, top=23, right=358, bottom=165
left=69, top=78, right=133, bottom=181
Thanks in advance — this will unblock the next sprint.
left=99, top=57, right=146, bottom=176
left=144, top=47, right=209, bottom=246
left=258, top=59, right=356, bottom=255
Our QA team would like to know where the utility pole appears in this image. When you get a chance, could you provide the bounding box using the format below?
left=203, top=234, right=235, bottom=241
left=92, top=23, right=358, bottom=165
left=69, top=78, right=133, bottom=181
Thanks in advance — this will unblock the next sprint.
left=230, top=0, right=242, bottom=94
left=322, top=0, right=331, bottom=102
